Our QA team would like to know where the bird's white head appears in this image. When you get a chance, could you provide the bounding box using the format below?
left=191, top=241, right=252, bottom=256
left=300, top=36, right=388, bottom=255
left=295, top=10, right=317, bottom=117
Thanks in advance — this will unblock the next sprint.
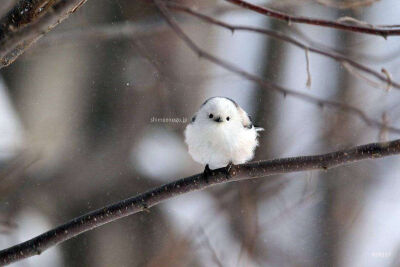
left=193, top=97, right=240, bottom=127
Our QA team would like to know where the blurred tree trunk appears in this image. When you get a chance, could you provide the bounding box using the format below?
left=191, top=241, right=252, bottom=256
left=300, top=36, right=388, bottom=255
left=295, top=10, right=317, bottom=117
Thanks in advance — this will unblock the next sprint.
left=0, top=0, right=196, bottom=266
left=316, top=7, right=372, bottom=266
left=1, top=0, right=219, bottom=265
left=210, top=17, right=289, bottom=265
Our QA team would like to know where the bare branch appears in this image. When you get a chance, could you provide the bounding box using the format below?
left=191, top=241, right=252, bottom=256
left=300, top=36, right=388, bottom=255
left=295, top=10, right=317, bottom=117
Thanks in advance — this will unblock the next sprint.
left=225, top=0, right=400, bottom=38
left=37, top=20, right=167, bottom=47
left=155, top=1, right=400, bottom=134
left=167, top=3, right=400, bottom=90
left=0, top=0, right=88, bottom=68
left=379, top=113, right=389, bottom=142
left=288, top=25, right=400, bottom=64
left=305, top=48, right=311, bottom=88
left=31, top=3, right=400, bottom=91
left=1, top=138, right=400, bottom=265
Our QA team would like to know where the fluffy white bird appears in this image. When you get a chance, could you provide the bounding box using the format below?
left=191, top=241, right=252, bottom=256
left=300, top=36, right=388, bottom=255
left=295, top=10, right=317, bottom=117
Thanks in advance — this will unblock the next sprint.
left=184, top=97, right=263, bottom=175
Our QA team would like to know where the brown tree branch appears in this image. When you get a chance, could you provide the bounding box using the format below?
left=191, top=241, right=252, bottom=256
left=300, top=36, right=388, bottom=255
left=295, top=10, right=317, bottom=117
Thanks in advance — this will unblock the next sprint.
left=0, top=0, right=88, bottom=68
left=1, top=139, right=400, bottom=265
left=167, top=3, right=400, bottom=90
left=31, top=3, right=400, bottom=90
left=154, top=0, right=400, bottom=134
left=38, top=21, right=167, bottom=47
left=287, top=25, right=400, bottom=64
left=225, top=0, right=400, bottom=38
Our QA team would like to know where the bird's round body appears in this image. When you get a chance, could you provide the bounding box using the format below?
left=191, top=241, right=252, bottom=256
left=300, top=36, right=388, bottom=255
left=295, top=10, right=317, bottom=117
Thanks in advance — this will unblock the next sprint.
left=184, top=97, right=262, bottom=170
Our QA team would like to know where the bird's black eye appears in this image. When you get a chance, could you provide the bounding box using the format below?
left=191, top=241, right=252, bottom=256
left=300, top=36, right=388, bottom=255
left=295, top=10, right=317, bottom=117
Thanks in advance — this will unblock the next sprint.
left=209, top=114, right=214, bottom=119
left=226, top=117, right=230, bottom=121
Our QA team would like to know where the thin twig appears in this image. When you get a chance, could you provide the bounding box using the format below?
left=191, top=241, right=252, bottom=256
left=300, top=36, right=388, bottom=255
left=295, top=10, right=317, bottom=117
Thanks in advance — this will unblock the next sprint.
left=37, top=20, right=167, bottom=47
left=225, top=0, right=400, bottom=38
left=0, top=0, right=88, bottom=68
left=30, top=3, right=400, bottom=90
left=167, top=3, right=400, bottom=90
left=1, top=139, right=400, bottom=265
left=155, top=1, right=400, bottom=134
left=288, top=25, right=400, bottom=64
left=305, top=48, right=311, bottom=88
left=381, top=68, right=392, bottom=92
left=341, top=62, right=383, bottom=89
left=379, top=113, right=389, bottom=142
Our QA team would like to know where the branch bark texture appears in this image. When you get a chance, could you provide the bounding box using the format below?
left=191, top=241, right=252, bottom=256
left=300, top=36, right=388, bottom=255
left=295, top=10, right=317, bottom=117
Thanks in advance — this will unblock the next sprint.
left=167, top=3, right=400, bottom=90
left=0, top=0, right=88, bottom=68
left=1, top=139, right=400, bottom=265
left=225, top=0, right=400, bottom=38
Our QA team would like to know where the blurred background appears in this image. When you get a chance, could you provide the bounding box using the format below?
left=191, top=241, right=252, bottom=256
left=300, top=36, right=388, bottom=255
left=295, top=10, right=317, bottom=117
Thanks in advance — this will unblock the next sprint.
left=1, top=0, right=400, bottom=266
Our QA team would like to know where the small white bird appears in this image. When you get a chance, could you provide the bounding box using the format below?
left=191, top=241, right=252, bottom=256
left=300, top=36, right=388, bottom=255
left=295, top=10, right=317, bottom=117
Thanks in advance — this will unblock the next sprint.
left=185, top=97, right=263, bottom=175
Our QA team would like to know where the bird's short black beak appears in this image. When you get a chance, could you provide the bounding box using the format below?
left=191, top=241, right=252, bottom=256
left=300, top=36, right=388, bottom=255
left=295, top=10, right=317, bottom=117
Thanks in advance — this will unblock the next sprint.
left=214, top=117, right=222, bottom=123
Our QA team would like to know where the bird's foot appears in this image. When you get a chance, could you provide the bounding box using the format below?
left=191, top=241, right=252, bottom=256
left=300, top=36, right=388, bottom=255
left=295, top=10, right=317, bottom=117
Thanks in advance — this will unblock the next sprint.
left=203, top=164, right=212, bottom=183
left=225, top=162, right=233, bottom=179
